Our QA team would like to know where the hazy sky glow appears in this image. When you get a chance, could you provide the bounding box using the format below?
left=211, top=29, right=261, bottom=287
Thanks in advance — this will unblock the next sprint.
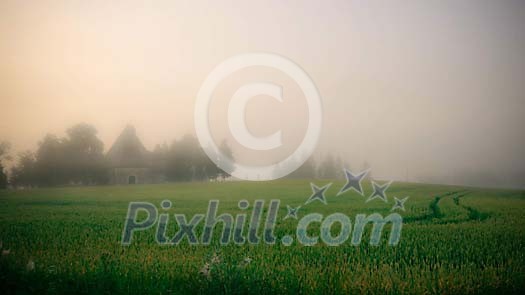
left=1, top=0, right=524, bottom=187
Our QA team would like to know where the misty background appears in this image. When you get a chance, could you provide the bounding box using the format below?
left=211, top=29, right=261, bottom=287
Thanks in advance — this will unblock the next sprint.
left=1, top=0, right=524, bottom=188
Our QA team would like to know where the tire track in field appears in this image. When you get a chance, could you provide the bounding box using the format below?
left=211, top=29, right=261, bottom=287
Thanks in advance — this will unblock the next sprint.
left=404, top=191, right=463, bottom=223
left=452, top=192, right=490, bottom=221
left=404, top=190, right=490, bottom=224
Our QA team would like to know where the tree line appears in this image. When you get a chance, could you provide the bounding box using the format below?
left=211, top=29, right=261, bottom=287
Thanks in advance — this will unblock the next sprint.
left=0, top=123, right=235, bottom=188
left=0, top=123, right=352, bottom=188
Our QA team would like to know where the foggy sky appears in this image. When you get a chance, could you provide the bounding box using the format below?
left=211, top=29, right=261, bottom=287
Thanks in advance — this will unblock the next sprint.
left=1, top=0, right=524, bottom=188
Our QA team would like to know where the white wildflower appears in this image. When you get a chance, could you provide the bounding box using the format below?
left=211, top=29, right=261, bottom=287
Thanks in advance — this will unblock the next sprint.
left=244, top=257, right=252, bottom=264
left=211, top=253, right=221, bottom=264
left=26, top=259, right=35, bottom=271
left=199, top=262, right=211, bottom=279
left=237, top=256, right=253, bottom=269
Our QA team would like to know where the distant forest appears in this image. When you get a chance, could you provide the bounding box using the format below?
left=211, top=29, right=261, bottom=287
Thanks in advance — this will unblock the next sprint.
left=0, top=123, right=345, bottom=188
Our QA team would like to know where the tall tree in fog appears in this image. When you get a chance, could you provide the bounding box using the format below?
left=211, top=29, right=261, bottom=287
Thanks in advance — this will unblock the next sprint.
left=151, top=143, right=170, bottom=178
left=318, top=153, right=337, bottom=179
left=34, top=134, right=65, bottom=186
left=10, top=123, right=108, bottom=187
left=217, top=140, right=234, bottom=179
left=0, top=141, right=10, bottom=189
left=10, top=151, right=36, bottom=187
left=165, top=135, right=234, bottom=181
left=362, top=161, right=372, bottom=180
left=63, top=123, right=107, bottom=184
left=288, top=156, right=317, bottom=179
left=165, top=135, right=213, bottom=181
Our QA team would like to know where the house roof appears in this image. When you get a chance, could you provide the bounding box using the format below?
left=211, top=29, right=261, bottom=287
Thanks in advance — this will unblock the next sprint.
left=106, top=125, right=150, bottom=168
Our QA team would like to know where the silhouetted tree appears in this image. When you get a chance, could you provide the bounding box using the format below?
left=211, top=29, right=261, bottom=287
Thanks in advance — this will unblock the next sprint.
left=164, top=135, right=235, bottom=182
left=362, top=161, right=372, bottom=180
left=10, top=123, right=108, bottom=187
left=288, top=156, right=317, bottom=179
left=63, top=123, right=107, bottom=184
left=217, top=140, right=234, bottom=179
left=34, top=134, right=64, bottom=186
left=10, top=151, right=36, bottom=187
left=151, top=143, right=170, bottom=177
left=318, top=153, right=337, bottom=179
left=335, top=155, right=344, bottom=179
left=165, top=135, right=207, bottom=181
left=0, top=141, right=10, bottom=189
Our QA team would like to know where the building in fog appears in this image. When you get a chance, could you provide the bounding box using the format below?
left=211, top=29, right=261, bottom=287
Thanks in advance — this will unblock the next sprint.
left=106, top=125, right=158, bottom=185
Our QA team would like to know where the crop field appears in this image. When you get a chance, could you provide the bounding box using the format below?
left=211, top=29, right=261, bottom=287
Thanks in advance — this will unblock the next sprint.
left=0, top=180, right=524, bottom=294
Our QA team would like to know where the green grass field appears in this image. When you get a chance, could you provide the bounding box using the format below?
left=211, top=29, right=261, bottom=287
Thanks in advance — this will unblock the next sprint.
left=0, top=180, right=524, bottom=294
